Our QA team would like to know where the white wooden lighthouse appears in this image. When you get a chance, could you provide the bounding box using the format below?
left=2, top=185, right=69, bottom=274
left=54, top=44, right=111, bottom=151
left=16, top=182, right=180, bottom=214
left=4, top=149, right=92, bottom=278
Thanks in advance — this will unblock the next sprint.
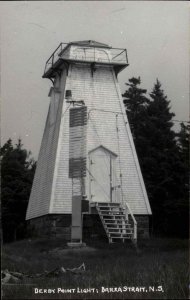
left=26, top=40, right=152, bottom=243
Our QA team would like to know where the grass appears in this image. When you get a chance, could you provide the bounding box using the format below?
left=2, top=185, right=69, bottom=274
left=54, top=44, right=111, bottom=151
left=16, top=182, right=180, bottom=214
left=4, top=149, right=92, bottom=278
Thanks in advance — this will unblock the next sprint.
left=2, top=237, right=189, bottom=299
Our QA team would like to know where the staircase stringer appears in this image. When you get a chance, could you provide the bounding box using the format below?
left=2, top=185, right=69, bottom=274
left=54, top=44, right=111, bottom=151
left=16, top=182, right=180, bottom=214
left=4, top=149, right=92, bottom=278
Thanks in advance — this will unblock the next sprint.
left=96, top=204, right=113, bottom=243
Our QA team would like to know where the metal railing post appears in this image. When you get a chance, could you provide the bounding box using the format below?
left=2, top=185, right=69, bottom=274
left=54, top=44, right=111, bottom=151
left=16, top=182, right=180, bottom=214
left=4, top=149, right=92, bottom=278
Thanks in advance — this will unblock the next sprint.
left=125, top=49, right=128, bottom=65
left=52, top=54, right=54, bottom=68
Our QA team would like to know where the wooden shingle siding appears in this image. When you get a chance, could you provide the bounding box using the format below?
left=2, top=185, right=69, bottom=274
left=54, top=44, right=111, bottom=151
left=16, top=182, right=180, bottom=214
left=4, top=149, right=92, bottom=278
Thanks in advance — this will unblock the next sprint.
left=26, top=71, right=67, bottom=219
left=51, top=64, right=151, bottom=215
left=26, top=62, right=151, bottom=220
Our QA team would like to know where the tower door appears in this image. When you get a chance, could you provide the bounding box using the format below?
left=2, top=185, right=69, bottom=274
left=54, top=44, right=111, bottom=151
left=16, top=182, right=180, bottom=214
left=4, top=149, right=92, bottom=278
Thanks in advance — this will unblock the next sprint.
left=89, top=146, right=117, bottom=203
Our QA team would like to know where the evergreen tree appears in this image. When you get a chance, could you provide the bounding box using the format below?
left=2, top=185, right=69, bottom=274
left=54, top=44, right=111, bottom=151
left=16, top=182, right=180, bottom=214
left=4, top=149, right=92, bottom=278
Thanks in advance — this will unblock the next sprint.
left=174, top=122, right=190, bottom=236
left=177, top=122, right=189, bottom=166
left=122, top=77, right=150, bottom=138
left=123, top=78, right=188, bottom=237
left=1, top=139, right=36, bottom=242
left=144, top=80, right=176, bottom=234
left=122, top=77, right=150, bottom=164
left=142, top=80, right=188, bottom=236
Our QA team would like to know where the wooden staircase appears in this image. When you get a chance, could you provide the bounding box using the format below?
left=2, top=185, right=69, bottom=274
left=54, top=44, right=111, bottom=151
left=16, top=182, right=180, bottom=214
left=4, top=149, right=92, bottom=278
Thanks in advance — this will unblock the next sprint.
left=96, top=202, right=136, bottom=244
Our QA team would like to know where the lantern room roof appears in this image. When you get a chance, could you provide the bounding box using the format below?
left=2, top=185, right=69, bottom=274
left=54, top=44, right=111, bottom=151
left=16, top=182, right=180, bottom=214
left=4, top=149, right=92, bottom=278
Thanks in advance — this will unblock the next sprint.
left=68, top=40, right=111, bottom=48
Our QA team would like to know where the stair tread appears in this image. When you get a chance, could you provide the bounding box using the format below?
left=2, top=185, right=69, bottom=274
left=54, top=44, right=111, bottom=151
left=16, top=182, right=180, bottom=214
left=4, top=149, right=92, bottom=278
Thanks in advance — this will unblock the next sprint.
left=109, top=233, right=133, bottom=236
left=105, top=224, right=132, bottom=227
left=106, top=228, right=132, bottom=231
left=105, top=221, right=130, bottom=223
left=99, top=210, right=124, bottom=213
left=110, top=237, right=132, bottom=240
left=97, top=203, right=120, bottom=205
left=104, top=221, right=130, bottom=225
left=101, top=214, right=125, bottom=217
left=106, top=228, right=133, bottom=231
left=109, top=231, right=133, bottom=235
left=98, top=207, right=121, bottom=210
left=98, top=209, right=123, bottom=212
left=105, top=225, right=132, bottom=227
left=102, top=214, right=125, bottom=217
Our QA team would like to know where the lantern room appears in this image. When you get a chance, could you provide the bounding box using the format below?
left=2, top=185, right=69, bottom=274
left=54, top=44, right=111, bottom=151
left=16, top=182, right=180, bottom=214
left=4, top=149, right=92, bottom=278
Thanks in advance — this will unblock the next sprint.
left=43, top=40, right=129, bottom=79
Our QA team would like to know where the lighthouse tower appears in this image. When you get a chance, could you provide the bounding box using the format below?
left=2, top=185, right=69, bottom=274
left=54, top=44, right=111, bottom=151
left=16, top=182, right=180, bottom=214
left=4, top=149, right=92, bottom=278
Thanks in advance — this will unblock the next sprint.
left=26, top=40, right=152, bottom=242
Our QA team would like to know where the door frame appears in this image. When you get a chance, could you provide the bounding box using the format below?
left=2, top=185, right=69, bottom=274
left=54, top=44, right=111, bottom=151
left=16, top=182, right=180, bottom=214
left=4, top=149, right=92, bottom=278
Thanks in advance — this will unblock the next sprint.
left=88, top=145, right=118, bottom=204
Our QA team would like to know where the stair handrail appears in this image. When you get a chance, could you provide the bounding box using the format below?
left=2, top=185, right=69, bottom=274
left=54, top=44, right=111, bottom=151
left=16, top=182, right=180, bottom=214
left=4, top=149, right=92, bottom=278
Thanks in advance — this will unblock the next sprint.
left=123, top=200, right=137, bottom=241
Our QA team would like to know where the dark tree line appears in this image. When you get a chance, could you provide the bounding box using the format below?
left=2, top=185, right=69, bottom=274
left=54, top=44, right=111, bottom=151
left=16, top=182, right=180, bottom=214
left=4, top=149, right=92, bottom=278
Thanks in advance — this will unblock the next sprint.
left=1, top=139, right=36, bottom=242
left=123, top=77, right=189, bottom=237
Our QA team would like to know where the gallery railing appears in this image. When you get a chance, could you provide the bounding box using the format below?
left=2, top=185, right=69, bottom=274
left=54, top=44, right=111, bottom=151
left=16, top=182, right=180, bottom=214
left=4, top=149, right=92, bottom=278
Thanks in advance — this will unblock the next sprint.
left=43, top=43, right=128, bottom=75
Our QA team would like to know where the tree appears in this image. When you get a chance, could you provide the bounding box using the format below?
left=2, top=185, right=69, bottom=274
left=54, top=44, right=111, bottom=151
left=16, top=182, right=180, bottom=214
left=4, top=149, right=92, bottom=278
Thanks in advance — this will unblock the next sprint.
left=123, top=78, right=188, bottom=237
left=174, top=122, right=190, bottom=236
left=122, top=77, right=151, bottom=168
left=177, top=122, right=189, bottom=166
left=143, top=80, right=177, bottom=233
left=1, top=139, right=36, bottom=242
left=122, top=77, right=150, bottom=138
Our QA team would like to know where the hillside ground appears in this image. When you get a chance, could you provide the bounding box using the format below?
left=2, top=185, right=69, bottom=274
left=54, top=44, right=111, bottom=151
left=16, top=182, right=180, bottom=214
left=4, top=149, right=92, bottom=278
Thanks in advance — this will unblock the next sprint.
left=2, top=237, right=189, bottom=299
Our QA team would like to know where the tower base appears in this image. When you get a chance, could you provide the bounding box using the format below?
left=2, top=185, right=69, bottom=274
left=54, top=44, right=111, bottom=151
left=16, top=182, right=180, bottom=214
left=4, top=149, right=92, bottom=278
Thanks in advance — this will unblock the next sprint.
left=27, top=213, right=151, bottom=240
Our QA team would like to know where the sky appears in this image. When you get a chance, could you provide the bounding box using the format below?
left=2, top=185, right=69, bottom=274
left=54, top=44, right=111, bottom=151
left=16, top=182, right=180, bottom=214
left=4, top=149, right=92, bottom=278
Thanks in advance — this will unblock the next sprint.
left=1, top=1, right=189, bottom=159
